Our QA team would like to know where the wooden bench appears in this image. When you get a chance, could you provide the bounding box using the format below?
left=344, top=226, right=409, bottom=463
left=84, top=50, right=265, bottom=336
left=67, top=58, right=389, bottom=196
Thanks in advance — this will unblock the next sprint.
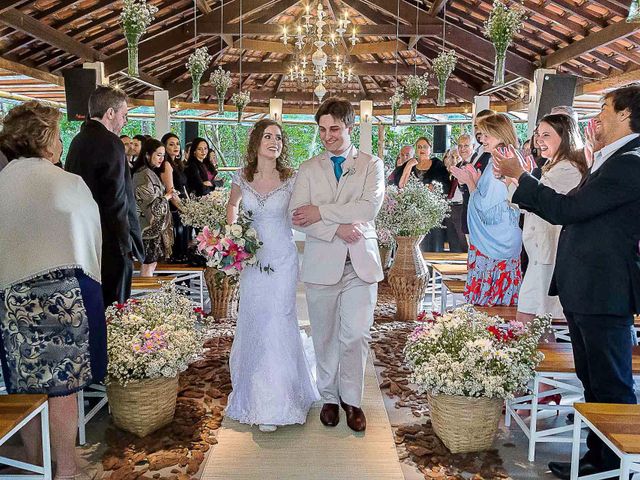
left=133, top=263, right=205, bottom=307
left=474, top=305, right=518, bottom=321
left=130, top=276, right=176, bottom=295
left=571, top=403, right=640, bottom=479
left=422, top=252, right=468, bottom=264
left=440, top=280, right=466, bottom=312
left=428, top=263, right=468, bottom=311
left=506, top=344, right=640, bottom=462
left=0, top=394, right=51, bottom=479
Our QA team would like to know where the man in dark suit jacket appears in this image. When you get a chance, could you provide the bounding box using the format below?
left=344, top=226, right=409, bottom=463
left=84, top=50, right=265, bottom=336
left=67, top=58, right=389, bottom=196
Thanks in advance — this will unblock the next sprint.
left=495, top=85, right=640, bottom=480
left=461, top=109, right=494, bottom=236
left=66, top=85, right=144, bottom=307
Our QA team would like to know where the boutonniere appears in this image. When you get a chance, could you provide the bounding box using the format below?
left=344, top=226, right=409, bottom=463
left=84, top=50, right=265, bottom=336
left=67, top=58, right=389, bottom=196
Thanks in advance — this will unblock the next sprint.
left=342, top=167, right=356, bottom=178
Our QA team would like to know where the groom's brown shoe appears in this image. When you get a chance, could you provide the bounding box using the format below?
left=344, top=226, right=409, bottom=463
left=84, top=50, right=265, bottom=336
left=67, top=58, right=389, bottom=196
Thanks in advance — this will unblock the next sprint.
left=340, top=399, right=366, bottom=432
left=320, top=403, right=340, bottom=426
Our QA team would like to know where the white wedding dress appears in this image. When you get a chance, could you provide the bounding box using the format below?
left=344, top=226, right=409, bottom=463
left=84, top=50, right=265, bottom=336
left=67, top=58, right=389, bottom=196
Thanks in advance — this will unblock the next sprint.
left=225, top=172, right=319, bottom=426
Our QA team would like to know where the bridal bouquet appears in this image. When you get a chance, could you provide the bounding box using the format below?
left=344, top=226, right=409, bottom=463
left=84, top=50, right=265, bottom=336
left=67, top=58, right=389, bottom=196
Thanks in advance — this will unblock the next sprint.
left=376, top=176, right=450, bottom=237
left=105, top=286, right=203, bottom=386
left=405, top=306, right=551, bottom=399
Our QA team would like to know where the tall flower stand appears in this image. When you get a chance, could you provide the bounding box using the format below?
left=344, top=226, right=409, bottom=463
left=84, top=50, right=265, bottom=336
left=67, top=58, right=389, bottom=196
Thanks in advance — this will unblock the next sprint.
left=387, top=236, right=429, bottom=321
left=204, top=267, right=239, bottom=319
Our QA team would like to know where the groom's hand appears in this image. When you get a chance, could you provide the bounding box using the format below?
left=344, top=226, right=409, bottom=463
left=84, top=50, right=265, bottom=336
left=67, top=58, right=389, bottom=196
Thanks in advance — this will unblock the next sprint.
left=292, top=205, right=321, bottom=226
left=336, top=224, right=362, bottom=244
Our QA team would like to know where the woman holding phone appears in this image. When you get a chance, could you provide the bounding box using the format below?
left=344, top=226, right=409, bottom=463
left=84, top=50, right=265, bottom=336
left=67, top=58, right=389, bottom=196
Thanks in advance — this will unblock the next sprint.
left=450, top=113, right=523, bottom=306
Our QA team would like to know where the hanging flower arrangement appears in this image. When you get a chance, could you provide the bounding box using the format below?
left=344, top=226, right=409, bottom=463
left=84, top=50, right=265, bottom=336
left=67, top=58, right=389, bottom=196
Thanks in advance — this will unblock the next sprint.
left=432, top=50, right=458, bottom=107
left=389, top=88, right=404, bottom=127
left=231, top=91, right=251, bottom=123
left=404, top=74, right=429, bottom=122
left=186, top=47, right=213, bottom=103
left=210, top=67, right=233, bottom=114
left=120, top=0, right=158, bottom=77
left=628, top=0, right=640, bottom=22
left=483, top=0, right=526, bottom=86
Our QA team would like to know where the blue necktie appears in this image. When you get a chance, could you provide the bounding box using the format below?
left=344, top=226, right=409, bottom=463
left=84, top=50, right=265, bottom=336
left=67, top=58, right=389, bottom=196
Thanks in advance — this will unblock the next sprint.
left=330, top=155, right=346, bottom=182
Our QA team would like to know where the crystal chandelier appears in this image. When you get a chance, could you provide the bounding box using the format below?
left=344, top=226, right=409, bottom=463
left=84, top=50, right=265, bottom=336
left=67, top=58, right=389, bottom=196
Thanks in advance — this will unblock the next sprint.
left=282, top=2, right=357, bottom=101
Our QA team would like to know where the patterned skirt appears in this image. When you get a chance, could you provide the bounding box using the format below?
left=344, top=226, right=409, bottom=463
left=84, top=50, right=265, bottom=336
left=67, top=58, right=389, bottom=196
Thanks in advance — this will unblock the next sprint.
left=0, top=268, right=107, bottom=397
left=464, top=244, right=522, bottom=307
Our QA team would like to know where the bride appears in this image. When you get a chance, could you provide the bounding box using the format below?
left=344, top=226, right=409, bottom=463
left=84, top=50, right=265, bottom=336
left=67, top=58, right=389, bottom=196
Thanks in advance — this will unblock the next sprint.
left=225, top=119, right=319, bottom=432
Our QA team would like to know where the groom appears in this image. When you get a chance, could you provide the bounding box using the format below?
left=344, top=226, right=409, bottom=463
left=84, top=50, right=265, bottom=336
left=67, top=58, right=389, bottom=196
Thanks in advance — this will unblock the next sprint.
left=289, top=97, right=385, bottom=432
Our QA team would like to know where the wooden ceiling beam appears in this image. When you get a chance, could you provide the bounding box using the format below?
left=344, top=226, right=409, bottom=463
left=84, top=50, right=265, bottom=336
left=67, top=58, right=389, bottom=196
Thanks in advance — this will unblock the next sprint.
left=521, top=0, right=587, bottom=36
left=0, top=55, right=63, bottom=86
left=0, top=8, right=105, bottom=62
left=345, top=0, right=409, bottom=25
left=429, top=0, right=448, bottom=17
left=542, top=21, right=640, bottom=68
left=220, top=61, right=428, bottom=76
left=350, top=40, right=409, bottom=55
left=198, top=22, right=442, bottom=36
left=0, top=0, right=23, bottom=15
left=196, top=0, right=212, bottom=15
left=547, top=0, right=608, bottom=28
left=576, top=65, right=640, bottom=95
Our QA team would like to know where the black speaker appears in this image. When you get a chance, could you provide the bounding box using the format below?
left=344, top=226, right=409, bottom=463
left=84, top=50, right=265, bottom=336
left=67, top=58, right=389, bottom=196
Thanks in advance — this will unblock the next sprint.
left=433, top=124, right=450, bottom=154
left=535, top=74, right=577, bottom=123
left=63, top=68, right=97, bottom=121
left=183, top=121, right=199, bottom=146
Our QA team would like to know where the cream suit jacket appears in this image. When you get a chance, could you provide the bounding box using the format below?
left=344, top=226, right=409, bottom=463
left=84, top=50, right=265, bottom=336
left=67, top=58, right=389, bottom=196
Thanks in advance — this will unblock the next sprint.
left=289, top=147, right=385, bottom=285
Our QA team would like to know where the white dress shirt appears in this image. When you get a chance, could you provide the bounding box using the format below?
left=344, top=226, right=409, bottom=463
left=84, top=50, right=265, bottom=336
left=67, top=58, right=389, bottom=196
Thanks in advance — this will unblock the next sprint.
left=591, top=133, right=640, bottom=173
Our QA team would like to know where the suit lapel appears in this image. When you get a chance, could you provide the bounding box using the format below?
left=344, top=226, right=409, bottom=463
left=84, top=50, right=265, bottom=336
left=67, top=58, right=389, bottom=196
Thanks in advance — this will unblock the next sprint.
left=336, top=146, right=357, bottom=199
left=579, top=137, right=640, bottom=190
left=320, top=153, right=338, bottom=196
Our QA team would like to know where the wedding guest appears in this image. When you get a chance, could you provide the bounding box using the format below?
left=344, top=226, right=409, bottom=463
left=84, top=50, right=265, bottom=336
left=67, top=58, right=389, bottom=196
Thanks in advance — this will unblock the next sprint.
left=120, top=134, right=135, bottom=170
left=494, top=85, right=640, bottom=480
left=159, top=133, right=190, bottom=263
left=450, top=113, right=522, bottom=306
left=0, top=149, right=7, bottom=172
left=388, top=144, right=414, bottom=186
left=461, top=109, right=495, bottom=239
left=518, top=114, right=587, bottom=326
left=0, top=101, right=106, bottom=480
left=131, top=134, right=145, bottom=165
left=65, top=85, right=144, bottom=306
left=185, top=137, right=216, bottom=196
left=399, top=136, right=450, bottom=252
left=133, top=139, right=174, bottom=277
left=443, top=134, right=472, bottom=253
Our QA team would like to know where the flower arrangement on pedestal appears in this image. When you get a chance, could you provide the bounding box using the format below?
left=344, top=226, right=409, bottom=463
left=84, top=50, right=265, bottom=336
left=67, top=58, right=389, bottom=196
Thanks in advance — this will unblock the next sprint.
left=209, top=66, right=232, bottom=113
left=432, top=50, right=458, bottom=107
left=105, top=286, right=203, bottom=436
left=231, top=91, right=251, bottom=123
left=405, top=306, right=550, bottom=452
left=484, top=0, right=526, bottom=86
left=180, top=190, right=269, bottom=318
left=186, top=47, right=213, bottom=103
left=628, top=0, right=640, bottom=22
left=404, top=74, right=430, bottom=121
left=389, top=88, right=404, bottom=127
left=376, top=177, right=450, bottom=320
left=120, top=0, right=158, bottom=77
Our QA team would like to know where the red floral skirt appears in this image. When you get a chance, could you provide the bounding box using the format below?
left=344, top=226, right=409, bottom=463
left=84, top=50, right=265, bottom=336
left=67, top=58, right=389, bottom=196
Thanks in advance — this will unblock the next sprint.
left=464, top=244, right=521, bottom=306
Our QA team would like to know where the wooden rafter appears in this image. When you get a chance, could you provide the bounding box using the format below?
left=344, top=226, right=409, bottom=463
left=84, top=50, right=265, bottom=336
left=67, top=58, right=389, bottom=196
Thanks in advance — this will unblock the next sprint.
left=429, top=0, right=448, bottom=17
left=196, top=0, right=211, bottom=15
left=542, top=20, right=640, bottom=68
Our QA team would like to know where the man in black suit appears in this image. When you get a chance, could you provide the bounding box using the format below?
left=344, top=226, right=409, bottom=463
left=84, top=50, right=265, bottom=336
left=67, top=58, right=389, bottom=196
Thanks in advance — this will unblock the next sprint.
left=495, top=85, right=640, bottom=480
left=66, top=85, right=144, bottom=307
left=461, top=109, right=494, bottom=237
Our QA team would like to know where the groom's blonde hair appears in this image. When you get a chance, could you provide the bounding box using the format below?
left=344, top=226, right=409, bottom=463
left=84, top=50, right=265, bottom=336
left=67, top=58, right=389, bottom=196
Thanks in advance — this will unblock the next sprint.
left=315, top=97, right=355, bottom=128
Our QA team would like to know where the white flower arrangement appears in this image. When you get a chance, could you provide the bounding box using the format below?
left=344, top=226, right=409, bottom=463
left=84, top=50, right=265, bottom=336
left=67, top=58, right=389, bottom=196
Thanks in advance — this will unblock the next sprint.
left=405, top=306, right=551, bottom=399
left=180, top=190, right=229, bottom=230
left=390, top=88, right=404, bottom=112
left=231, top=91, right=251, bottom=110
left=432, top=50, right=458, bottom=83
left=404, top=74, right=430, bottom=101
left=120, top=0, right=158, bottom=40
left=186, top=47, right=213, bottom=78
left=106, top=286, right=204, bottom=386
left=210, top=67, right=233, bottom=96
left=376, top=176, right=450, bottom=237
left=484, top=0, right=526, bottom=54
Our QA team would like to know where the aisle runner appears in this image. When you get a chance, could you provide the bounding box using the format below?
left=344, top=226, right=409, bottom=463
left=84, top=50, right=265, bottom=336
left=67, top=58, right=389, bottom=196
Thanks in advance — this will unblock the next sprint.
left=201, top=354, right=404, bottom=480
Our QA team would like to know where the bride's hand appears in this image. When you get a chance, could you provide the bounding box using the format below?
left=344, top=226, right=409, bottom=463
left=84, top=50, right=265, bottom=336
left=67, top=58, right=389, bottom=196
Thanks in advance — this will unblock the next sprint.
left=292, top=205, right=321, bottom=227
